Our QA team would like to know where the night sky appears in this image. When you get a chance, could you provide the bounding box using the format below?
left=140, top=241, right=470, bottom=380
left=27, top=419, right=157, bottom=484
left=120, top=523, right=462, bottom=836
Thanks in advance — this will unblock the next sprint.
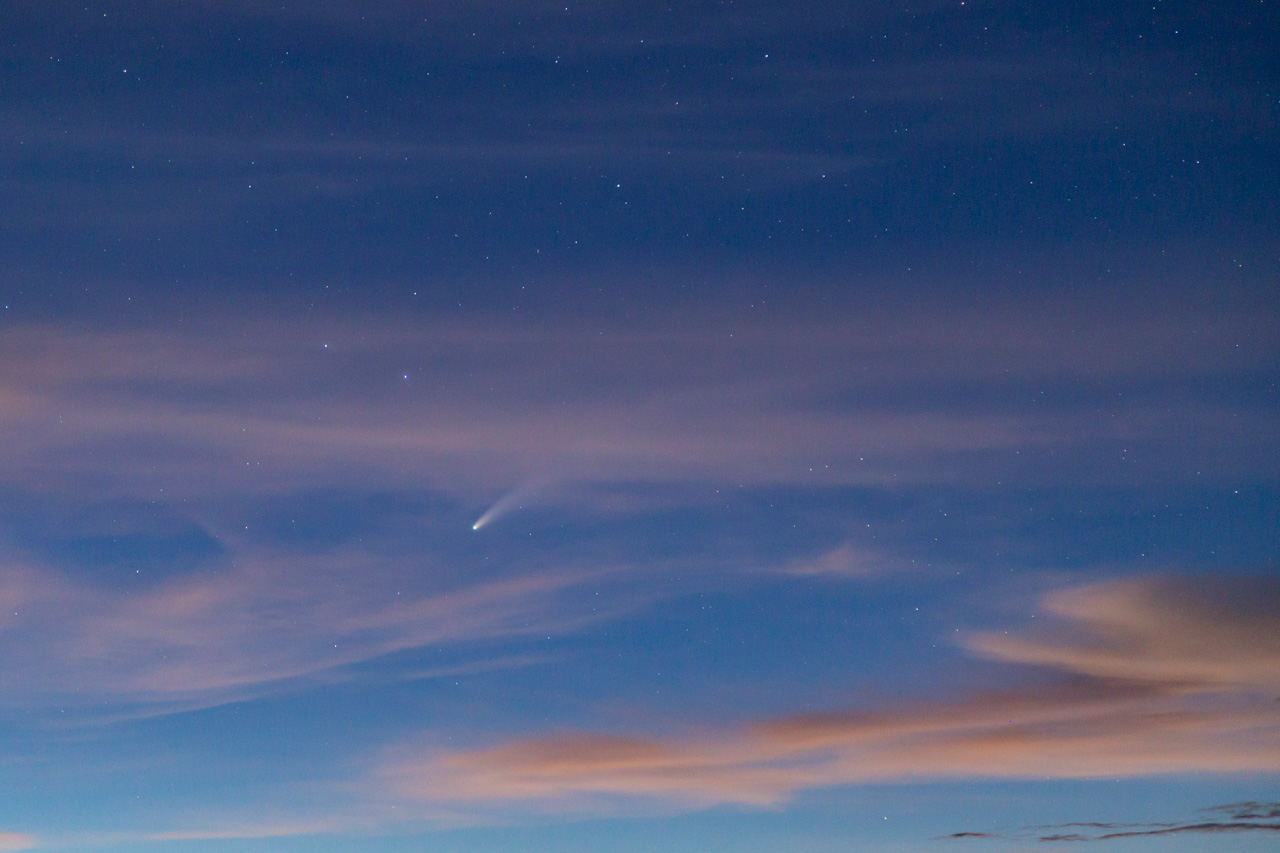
left=1, top=2, right=1278, bottom=851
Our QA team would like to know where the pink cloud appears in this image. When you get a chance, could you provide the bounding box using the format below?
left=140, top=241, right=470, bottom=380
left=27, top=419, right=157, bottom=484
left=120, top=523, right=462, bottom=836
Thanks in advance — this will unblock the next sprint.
left=377, top=575, right=1280, bottom=813
left=0, top=833, right=36, bottom=852
left=965, top=576, right=1280, bottom=692
left=0, top=551, right=623, bottom=708
left=0, top=302, right=1271, bottom=502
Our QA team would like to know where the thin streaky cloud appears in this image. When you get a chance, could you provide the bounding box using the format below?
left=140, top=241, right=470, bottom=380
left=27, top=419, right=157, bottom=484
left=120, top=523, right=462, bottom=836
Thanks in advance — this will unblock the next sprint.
left=54, top=821, right=346, bottom=849
left=380, top=676, right=1278, bottom=812
left=376, top=575, right=1280, bottom=815
left=1203, top=802, right=1280, bottom=820
left=0, top=552, right=629, bottom=710
left=950, top=803, right=1280, bottom=843
left=0, top=304, right=1273, bottom=505
left=1093, top=822, right=1280, bottom=840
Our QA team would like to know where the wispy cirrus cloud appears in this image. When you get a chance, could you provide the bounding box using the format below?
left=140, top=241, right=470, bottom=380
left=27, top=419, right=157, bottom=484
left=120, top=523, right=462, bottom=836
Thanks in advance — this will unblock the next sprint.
left=44, top=820, right=345, bottom=851
left=118, top=821, right=340, bottom=843
left=779, top=541, right=921, bottom=578
left=0, top=551, right=620, bottom=711
left=0, top=301, right=1272, bottom=504
left=377, top=575, right=1280, bottom=814
left=0, top=306, right=1273, bottom=719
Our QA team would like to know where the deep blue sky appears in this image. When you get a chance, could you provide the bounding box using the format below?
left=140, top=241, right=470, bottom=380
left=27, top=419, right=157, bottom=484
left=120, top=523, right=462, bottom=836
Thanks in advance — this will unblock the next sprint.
left=0, top=2, right=1276, bottom=851
left=4, top=0, right=1277, bottom=303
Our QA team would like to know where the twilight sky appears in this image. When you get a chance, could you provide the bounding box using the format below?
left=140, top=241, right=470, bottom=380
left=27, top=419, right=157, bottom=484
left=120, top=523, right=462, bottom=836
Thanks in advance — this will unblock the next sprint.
left=0, top=2, right=1277, bottom=851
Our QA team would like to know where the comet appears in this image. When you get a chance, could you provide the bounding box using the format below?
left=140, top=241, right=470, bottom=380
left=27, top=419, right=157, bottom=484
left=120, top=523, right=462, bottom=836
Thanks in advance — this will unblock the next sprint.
left=471, top=484, right=533, bottom=530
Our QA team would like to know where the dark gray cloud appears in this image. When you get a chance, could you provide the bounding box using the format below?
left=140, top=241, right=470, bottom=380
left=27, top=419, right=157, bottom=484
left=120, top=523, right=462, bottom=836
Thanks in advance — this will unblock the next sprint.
left=1208, top=802, right=1280, bottom=820
left=1092, top=821, right=1280, bottom=840
left=947, top=802, right=1280, bottom=843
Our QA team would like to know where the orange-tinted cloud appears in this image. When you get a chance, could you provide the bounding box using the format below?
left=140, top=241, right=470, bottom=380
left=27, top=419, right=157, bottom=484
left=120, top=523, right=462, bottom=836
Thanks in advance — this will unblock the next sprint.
left=379, top=576, right=1280, bottom=812
left=0, top=833, right=36, bottom=852
left=965, top=576, right=1280, bottom=692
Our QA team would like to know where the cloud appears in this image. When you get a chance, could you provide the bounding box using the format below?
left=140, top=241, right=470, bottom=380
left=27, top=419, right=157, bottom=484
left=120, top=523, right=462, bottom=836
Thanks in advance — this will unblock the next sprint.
left=1088, top=822, right=1280, bottom=840
left=0, top=303, right=1273, bottom=507
left=950, top=801, right=1280, bottom=843
left=0, top=834, right=36, bottom=852
left=1209, top=802, right=1280, bottom=820
left=56, top=820, right=344, bottom=849
left=382, top=679, right=1277, bottom=811
left=965, top=576, right=1280, bottom=691
left=780, top=542, right=919, bottom=578
left=0, top=309, right=1273, bottom=723
left=23, top=301, right=1254, bottom=712
left=377, top=575, right=1280, bottom=813
left=0, top=552, right=620, bottom=710
left=131, top=821, right=338, bottom=842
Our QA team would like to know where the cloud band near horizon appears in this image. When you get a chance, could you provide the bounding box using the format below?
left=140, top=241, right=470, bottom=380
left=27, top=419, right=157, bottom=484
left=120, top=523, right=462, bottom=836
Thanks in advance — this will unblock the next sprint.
left=377, top=575, right=1280, bottom=813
